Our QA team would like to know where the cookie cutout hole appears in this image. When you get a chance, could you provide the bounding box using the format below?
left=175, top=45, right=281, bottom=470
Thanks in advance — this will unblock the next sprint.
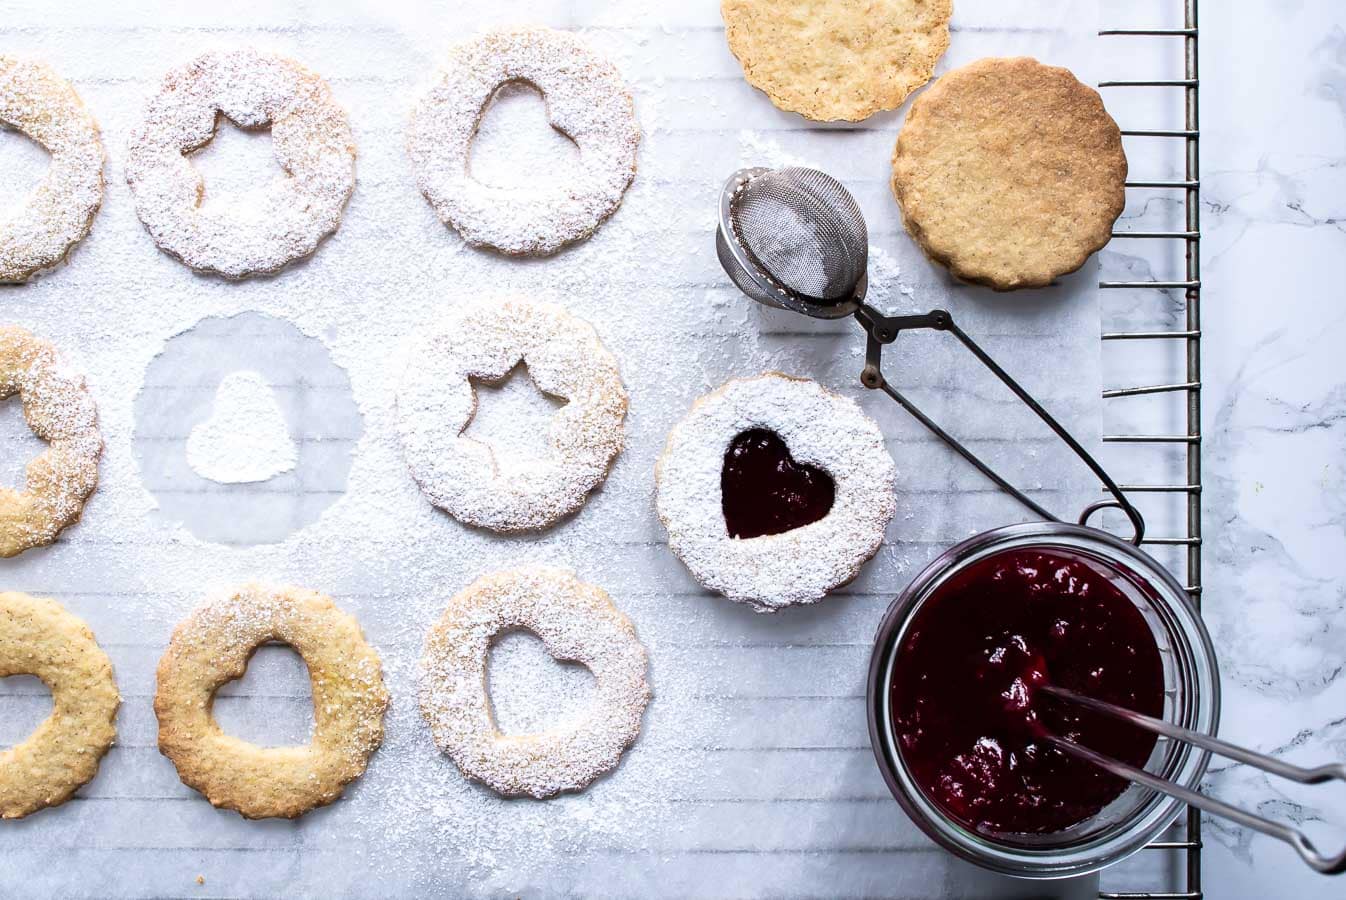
left=0, top=394, right=49, bottom=490
left=186, top=370, right=298, bottom=484
left=486, top=629, right=596, bottom=736
left=0, top=675, right=52, bottom=749
left=0, top=126, right=50, bottom=221
left=464, top=362, right=568, bottom=477
left=213, top=642, right=315, bottom=747
left=468, top=80, right=581, bottom=191
left=722, top=428, right=835, bottom=539
left=189, top=116, right=284, bottom=213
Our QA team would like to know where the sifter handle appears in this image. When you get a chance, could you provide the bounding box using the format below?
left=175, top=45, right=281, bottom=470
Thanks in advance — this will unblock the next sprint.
left=854, top=303, right=1146, bottom=544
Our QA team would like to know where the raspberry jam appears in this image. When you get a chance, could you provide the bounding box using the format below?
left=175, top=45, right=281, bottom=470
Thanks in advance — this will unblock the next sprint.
left=721, top=429, right=835, bottom=539
left=889, top=546, right=1165, bottom=836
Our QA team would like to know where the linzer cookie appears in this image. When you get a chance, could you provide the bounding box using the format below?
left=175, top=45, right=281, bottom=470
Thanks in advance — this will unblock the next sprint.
left=419, top=567, right=650, bottom=799
left=0, top=592, right=119, bottom=819
left=722, top=0, right=952, bottom=122
left=397, top=298, right=627, bottom=533
left=0, top=56, right=104, bottom=283
left=125, top=48, right=356, bottom=279
left=407, top=26, right=639, bottom=255
left=154, top=585, right=389, bottom=819
left=892, top=57, right=1128, bottom=291
left=0, top=325, right=102, bottom=557
left=655, top=372, right=897, bottom=612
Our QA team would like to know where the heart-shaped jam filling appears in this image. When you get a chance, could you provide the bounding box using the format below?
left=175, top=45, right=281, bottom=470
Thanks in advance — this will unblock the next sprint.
left=721, top=429, right=835, bottom=539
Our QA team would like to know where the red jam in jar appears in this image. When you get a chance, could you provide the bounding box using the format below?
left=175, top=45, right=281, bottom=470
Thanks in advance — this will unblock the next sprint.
left=889, top=546, right=1165, bottom=836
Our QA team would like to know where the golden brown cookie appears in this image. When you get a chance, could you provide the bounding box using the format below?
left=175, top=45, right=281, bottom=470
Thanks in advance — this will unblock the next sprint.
left=722, top=0, right=952, bottom=122
left=891, top=57, right=1128, bottom=291
left=154, top=585, right=389, bottom=819
left=0, top=56, right=105, bottom=283
left=0, top=592, right=119, bottom=819
left=0, top=325, right=102, bottom=557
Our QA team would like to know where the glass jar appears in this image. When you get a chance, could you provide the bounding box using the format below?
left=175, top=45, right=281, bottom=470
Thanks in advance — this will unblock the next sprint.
left=866, top=521, right=1220, bottom=879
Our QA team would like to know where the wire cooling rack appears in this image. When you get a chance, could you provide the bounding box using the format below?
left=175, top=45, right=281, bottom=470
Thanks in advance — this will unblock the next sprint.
left=1096, top=0, right=1203, bottom=897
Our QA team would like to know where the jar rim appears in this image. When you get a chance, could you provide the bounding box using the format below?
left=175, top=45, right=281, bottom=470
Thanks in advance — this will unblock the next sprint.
left=866, top=521, right=1221, bottom=879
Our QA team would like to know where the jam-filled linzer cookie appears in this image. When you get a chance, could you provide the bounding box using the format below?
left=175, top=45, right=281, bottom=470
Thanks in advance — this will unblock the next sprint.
left=397, top=298, right=627, bottom=533
left=125, top=48, right=356, bottom=279
left=722, top=0, right=952, bottom=122
left=154, top=585, right=389, bottom=820
left=0, top=56, right=105, bottom=283
left=891, top=57, right=1128, bottom=291
left=655, top=373, right=897, bottom=612
left=407, top=26, right=639, bottom=256
left=0, top=325, right=102, bottom=557
left=419, top=567, right=650, bottom=799
left=0, top=592, right=119, bottom=819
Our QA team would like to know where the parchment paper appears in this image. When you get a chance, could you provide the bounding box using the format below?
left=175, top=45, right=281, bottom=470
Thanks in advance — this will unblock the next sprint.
left=0, top=1, right=1147, bottom=897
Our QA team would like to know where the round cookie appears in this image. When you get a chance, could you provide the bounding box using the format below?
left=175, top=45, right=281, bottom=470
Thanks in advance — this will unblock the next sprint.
left=397, top=298, right=627, bottom=533
left=0, top=592, right=119, bottom=819
left=406, top=26, right=640, bottom=255
left=891, top=57, right=1128, bottom=291
left=0, top=56, right=105, bottom=283
left=154, top=585, right=389, bottom=820
left=419, top=567, right=650, bottom=799
left=722, top=0, right=952, bottom=122
left=125, top=48, right=356, bottom=279
left=0, top=325, right=102, bottom=557
left=655, top=372, right=897, bottom=612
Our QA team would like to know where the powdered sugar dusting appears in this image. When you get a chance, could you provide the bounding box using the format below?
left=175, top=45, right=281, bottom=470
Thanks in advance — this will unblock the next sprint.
left=656, top=373, right=897, bottom=611
left=0, top=55, right=103, bottom=283
left=0, top=325, right=101, bottom=557
left=398, top=297, right=627, bottom=533
left=125, top=47, right=355, bottom=279
left=185, top=370, right=297, bottom=484
left=419, top=566, right=650, bottom=799
left=407, top=26, right=639, bottom=256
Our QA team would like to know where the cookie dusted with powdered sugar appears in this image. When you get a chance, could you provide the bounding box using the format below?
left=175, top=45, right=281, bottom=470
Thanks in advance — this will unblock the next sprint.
left=407, top=26, right=639, bottom=255
left=655, top=372, right=897, bottom=612
left=419, top=567, right=650, bottom=798
left=125, top=48, right=356, bottom=279
left=397, top=298, right=627, bottom=533
left=0, top=56, right=104, bottom=283
left=0, top=325, right=101, bottom=557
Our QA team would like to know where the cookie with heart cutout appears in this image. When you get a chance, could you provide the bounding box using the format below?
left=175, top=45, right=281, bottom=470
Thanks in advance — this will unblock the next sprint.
left=655, top=372, right=897, bottom=612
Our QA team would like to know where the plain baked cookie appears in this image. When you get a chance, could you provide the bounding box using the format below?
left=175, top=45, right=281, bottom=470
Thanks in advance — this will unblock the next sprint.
left=397, top=298, right=627, bottom=533
left=154, top=585, right=389, bottom=819
left=419, top=567, right=650, bottom=798
left=655, top=372, right=897, bottom=612
left=407, top=26, right=639, bottom=255
left=125, top=48, right=356, bottom=279
left=0, top=325, right=102, bottom=557
left=722, top=0, right=952, bottom=122
left=0, top=56, right=105, bottom=283
left=0, top=591, right=119, bottom=819
left=891, top=57, right=1128, bottom=291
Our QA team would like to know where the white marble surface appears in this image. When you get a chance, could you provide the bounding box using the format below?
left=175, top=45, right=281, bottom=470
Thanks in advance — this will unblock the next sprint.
left=1187, top=1, right=1346, bottom=897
